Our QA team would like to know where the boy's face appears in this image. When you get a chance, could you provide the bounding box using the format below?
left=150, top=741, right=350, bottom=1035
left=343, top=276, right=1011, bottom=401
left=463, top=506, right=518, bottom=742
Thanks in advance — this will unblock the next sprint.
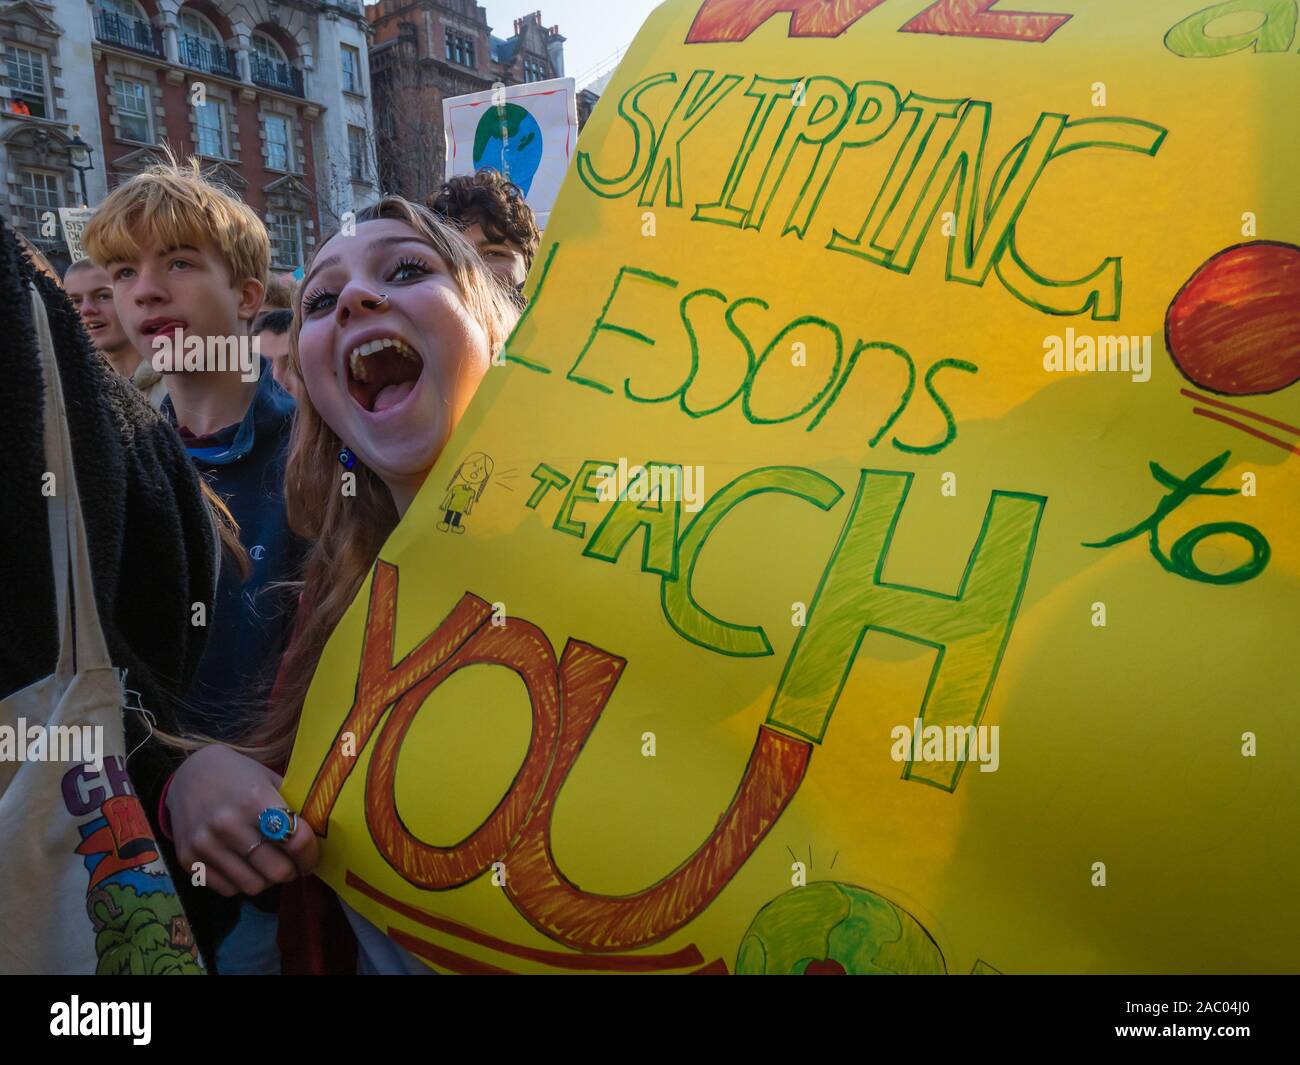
left=257, top=328, right=295, bottom=391
left=462, top=222, right=528, bottom=289
left=65, top=264, right=131, bottom=354
left=106, top=238, right=264, bottom=371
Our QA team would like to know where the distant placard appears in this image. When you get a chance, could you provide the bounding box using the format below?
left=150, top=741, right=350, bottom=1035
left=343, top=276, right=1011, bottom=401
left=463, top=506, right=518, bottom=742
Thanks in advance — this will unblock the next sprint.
left=58, top=208, right=94, bottom=263
left=443, top=77, right=578, bottom=229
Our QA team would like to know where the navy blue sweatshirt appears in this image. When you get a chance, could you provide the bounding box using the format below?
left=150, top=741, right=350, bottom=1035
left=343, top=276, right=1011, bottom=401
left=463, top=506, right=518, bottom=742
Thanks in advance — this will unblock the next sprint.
left=165, top=362, right=305, bottom=740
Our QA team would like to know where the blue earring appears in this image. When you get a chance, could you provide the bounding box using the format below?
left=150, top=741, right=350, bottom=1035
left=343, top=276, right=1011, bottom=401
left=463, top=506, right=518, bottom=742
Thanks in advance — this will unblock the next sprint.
left=338, top=447, right=356, bottom=470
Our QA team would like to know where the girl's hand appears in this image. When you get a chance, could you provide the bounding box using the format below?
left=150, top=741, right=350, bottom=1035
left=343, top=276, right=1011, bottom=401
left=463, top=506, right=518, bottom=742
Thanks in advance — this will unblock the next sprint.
left=167, top=743, right=320, bottom=897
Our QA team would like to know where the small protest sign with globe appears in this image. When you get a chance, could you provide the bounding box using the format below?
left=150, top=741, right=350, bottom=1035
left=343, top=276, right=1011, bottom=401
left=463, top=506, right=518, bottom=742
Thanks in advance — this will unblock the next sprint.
left=473, top=102, right=544, bottom=195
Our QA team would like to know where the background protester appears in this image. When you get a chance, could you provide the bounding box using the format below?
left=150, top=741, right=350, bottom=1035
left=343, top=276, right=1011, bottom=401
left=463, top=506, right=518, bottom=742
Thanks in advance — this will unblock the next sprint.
left=0, top=217, right=225, bottom=963
left=429, top=168, right=539, bottom=295
left=64, top=259, right=167, bottom=409
left=83, top=157, right=303, bottom=740
left=262, top=273, right=295, bottom=311
left=253, top=308, right=297, bottom=397
left=162, top=197, right=519, bottom=973
left=82, top=157, right=306, bottom=974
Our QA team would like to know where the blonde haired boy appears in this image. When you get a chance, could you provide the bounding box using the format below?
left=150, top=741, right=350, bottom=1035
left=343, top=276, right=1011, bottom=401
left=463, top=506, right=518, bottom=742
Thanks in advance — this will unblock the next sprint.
left=84, top=156, right=303, bottom=975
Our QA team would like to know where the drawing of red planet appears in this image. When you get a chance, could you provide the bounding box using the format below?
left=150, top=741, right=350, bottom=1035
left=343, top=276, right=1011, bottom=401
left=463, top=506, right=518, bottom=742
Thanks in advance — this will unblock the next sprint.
left=1167, top=240, right=1300, bottom=456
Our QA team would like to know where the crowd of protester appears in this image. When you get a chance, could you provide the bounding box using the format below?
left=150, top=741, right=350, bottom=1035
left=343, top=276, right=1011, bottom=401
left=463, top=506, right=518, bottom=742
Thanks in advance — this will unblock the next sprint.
left=2, top=159, right=538, bottom=974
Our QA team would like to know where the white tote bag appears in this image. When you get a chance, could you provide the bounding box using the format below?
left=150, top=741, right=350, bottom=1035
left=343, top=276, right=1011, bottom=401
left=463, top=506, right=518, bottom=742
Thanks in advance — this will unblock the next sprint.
left=0, top=284, right=203, bottom=975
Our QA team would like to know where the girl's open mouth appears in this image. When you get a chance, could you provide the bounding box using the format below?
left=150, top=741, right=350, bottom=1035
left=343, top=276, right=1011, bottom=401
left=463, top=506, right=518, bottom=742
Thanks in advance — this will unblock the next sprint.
left=347, top=336, right=424, bottom=413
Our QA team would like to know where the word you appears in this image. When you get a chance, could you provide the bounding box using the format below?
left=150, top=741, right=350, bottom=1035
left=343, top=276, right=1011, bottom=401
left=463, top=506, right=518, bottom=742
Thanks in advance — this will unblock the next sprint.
left=890, top=719, right=1000, bottom=773
left=0, top=718, right=102, bottom=771
left=1043, top=329, right=1152, bottom=383
left=302, top=457, right=1041, bottom=950
left=50, top=997, right=151, bottom=1045
left=151, top=330, right=261, bottom=383
left=596, top=457, right=706, bottom=513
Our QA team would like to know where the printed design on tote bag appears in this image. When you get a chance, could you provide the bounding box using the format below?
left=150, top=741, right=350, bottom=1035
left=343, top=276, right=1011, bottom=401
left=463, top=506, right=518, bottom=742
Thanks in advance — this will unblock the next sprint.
left=64, top=756, right=202, bottom=975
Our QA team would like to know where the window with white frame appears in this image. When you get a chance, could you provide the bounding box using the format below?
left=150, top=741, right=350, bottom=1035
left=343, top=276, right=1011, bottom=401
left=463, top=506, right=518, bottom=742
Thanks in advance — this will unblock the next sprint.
left=95, top=0, right=159, bottom=57
left=6, top=45, right=49, bottom=118
left=252, top=32, right=288, bottom=67
left=263, top=113, right=291, bottom=171
left=178, top=9, right=231, bottom=76
left=340, top=44, right=360, bottom=94
left=179, top=9, right=221, bottom=45
left=267, top=211, right=302, bottom=269
left=348, top=124, right=366, bottom=182
left=18, top=169, right=61, bottom=231
left=112, top=76, right=152, bottom=142
left=523, top=56, right=546, bottom=83
left=194, top=98, right=226, bottom=157
left=100, top=0, right=148, bottom=19
left=251, top=31, right=296, bottom=92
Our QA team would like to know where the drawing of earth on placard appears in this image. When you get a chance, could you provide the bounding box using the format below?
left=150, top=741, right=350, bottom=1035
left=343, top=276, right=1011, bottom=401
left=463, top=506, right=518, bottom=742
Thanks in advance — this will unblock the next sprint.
left=473, top=103, right=543, bottom=195
left=735, top=882, right=947, bottom=975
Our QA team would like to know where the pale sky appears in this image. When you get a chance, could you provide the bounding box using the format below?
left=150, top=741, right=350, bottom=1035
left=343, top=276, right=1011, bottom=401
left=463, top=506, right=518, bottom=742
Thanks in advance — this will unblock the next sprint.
left=483, top=0, right=666, bottom=88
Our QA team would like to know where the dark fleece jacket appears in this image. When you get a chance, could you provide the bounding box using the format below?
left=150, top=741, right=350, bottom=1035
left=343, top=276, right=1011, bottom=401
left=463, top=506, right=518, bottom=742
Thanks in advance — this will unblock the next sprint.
left=0, top=218, right=236, bottom=967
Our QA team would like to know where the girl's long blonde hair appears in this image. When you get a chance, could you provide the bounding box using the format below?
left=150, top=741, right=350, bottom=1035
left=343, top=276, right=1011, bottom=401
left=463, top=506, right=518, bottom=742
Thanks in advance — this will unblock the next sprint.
left=245, top=196, right=520, bottom=767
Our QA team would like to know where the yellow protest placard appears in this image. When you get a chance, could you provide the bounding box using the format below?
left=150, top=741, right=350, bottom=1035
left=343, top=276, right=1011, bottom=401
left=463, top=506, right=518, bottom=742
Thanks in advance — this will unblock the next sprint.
left=284, top=0, right=1300, bottom=974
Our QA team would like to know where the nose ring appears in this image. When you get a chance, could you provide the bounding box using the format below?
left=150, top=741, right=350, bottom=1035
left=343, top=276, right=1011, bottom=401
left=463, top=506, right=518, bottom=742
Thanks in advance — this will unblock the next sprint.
left=364, top=293, right=389, bottom=308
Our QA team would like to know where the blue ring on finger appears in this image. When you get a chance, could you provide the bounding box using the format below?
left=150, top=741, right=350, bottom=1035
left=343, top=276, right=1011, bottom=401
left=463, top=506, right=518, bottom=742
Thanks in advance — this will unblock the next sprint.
left=258, top=806, right=297, bottom=842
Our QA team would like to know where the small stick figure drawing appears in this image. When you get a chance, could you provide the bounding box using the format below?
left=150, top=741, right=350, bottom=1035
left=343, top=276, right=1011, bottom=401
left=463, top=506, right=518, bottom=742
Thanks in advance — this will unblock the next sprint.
left=438, top=452, right=494, bottom=533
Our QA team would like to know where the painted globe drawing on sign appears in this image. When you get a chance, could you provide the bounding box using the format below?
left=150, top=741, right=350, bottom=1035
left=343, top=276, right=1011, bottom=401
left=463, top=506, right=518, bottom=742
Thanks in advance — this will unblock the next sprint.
left=735, top=882, right=947, bottom=975
left=473, top=103, right=543, bottom=195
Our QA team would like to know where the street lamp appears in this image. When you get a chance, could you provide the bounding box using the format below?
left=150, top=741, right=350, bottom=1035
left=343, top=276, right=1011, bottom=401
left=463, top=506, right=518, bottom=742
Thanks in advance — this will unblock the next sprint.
left=67, top=127, right=95, bottom=207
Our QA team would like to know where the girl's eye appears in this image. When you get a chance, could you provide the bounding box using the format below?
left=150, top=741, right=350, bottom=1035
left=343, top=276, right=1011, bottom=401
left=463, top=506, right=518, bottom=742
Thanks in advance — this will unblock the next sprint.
left=169, top=259, right=191, bottom=270
left=302, top=288, right=337, bottom=315
left=113, top=267, right=135, bottom=281
left=391, top=257, right=433, bottom=282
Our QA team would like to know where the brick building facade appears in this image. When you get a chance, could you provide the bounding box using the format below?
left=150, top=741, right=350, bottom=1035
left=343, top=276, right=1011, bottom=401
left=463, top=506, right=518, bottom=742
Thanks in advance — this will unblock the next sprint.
left=366, top=2, right=564, bottom=204
left=1, top=0, right=378, bottom=273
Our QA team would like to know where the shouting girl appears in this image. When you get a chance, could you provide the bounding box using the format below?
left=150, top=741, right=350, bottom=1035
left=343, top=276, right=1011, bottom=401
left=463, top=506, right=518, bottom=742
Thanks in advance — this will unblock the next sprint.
left=162, top=197, right=520, bottom=973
